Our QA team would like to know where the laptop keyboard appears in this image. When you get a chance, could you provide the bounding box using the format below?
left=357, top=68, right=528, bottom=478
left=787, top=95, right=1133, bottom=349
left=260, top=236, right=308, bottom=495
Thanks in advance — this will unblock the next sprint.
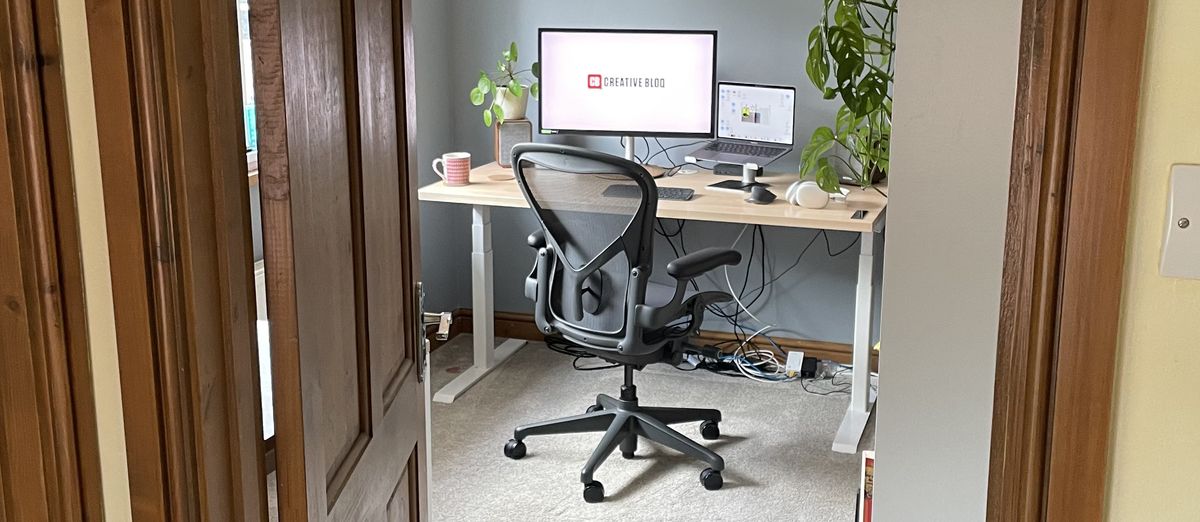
left=705, top=141, right=787, bottom=157
left=603, top=184, right=695, bottom=201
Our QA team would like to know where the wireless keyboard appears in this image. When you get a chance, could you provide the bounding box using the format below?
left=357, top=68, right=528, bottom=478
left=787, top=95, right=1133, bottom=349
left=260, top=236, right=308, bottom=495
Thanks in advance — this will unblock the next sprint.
left=603, top=184, right=696, bottom=201
left=704, top=141, right=787, bottom=158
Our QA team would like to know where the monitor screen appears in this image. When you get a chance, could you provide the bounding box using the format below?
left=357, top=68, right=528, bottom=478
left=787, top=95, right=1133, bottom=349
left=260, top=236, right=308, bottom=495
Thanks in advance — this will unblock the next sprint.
left=538, top=29, right=717, bottom=137
left=717, top=83, right=796, bottom=145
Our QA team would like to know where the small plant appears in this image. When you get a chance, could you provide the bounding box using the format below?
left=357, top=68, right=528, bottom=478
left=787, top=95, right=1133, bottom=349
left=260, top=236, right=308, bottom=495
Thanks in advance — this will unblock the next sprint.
left=799, top=0, right=896, bottom=193
left=469, top=42, right=540, bottom=127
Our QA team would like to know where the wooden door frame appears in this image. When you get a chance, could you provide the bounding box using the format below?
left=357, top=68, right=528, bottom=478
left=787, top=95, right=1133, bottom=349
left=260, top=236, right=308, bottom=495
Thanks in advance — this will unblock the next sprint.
left=84, top=0, right=266, bottom=519
left=1, top=0, right=104, bottom=518
left=988, top=0, right=1150, bottom=519
left=70, top=0, right=1149, bottom=517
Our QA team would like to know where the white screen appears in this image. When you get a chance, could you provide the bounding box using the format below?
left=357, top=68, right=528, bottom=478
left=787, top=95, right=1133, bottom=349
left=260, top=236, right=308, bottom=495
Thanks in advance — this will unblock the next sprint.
left=717, top=84, right=795, bottom=145
left=539, top=30, right=715, bottom=135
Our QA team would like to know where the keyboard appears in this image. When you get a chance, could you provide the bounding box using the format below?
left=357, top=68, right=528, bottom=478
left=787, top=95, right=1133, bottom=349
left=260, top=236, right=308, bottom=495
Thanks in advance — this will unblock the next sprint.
left=704, top=141, right=787, bottom=158
left=603, top=184, right=695, bottom=201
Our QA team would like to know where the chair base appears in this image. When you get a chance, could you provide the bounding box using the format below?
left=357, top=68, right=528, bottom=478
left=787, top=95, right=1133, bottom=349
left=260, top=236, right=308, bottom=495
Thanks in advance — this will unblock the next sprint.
left=505, top=375, right=725, bottom=502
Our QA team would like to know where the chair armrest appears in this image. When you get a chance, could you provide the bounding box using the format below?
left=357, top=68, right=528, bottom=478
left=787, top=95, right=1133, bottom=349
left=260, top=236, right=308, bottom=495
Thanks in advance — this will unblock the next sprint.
left=527, top=229, right=546, bottom=249
left=666, top=247, right=742, bottom=280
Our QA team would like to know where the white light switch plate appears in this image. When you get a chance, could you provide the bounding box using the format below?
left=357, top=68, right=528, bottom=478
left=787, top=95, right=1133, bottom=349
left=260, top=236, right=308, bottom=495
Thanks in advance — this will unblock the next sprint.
left=1161, top=164, right=1200, bottom=279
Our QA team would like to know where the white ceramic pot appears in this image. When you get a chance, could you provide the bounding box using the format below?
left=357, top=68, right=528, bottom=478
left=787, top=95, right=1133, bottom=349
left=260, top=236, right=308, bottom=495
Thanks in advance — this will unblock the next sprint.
left=495, top=86, right=529, bottom=121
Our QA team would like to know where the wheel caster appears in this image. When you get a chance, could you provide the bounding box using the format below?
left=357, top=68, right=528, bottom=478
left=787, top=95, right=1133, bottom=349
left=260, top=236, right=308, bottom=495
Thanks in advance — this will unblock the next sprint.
left=621, top=451, right=635, bottom=459
left=700, top=468, right=723, bottom=491
left=583, top=481, right=605, bottom=503
left=586, top=404, right=602, bottom=414
left=700, top=420, right=720, bottom=440
left=503, top=439, right=526, bottom=460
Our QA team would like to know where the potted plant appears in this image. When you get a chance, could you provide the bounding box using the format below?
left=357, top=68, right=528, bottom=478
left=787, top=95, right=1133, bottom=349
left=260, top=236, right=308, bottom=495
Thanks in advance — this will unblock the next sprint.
left=799, top=0, right=897, bottom=193
left=469, top=42, right=540, bottom=126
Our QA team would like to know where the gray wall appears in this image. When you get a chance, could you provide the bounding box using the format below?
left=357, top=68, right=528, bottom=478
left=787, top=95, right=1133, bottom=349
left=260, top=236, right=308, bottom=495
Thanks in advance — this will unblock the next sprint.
left=873, top=0, right=1021, bottom=519
left=413, top=0, right=471, bottom=312
left=415, top=0, right=882, bottom=343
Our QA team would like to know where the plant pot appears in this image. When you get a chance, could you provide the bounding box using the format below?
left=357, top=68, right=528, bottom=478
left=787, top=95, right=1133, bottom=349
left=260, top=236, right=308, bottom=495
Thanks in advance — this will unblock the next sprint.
left=495, top=86, right=529, bottom=121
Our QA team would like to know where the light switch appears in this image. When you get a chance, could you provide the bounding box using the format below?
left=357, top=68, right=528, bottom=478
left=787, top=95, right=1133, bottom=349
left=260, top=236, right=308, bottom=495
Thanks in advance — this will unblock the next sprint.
left=1161, top=164, right=1200, bottom=279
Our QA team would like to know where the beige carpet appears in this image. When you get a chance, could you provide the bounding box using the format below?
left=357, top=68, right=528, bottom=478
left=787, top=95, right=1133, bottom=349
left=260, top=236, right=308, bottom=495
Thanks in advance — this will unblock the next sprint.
left=430, top=335, right=874, bottom=521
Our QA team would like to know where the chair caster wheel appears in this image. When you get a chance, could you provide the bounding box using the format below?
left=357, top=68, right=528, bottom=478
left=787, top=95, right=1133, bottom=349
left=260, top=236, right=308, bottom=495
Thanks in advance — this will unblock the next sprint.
left=621, top=451, right=635, bottom=459
left=700, top=468, right=723, bottom=491
left=583, top=481, right=605, bottom=503
left=700, top=420, right=720, bottom=440
left=503, top=439, right=526, bottom=460
left=586, top=404, right=602, bottom=414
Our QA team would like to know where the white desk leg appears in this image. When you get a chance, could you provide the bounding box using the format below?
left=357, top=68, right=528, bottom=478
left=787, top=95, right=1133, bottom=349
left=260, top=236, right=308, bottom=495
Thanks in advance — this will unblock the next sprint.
left=833, top=228, right=880, bottom=454
left=432, top=206, right=527, bottom=403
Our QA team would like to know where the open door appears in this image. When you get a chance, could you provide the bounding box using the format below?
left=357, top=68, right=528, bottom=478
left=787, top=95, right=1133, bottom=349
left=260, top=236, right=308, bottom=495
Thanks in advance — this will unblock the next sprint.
left=250, top=0, right=427, bottom=519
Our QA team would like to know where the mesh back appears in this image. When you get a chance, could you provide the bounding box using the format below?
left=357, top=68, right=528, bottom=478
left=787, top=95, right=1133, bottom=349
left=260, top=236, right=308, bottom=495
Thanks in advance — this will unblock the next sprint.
left=515, top=147, right=655, bottom=336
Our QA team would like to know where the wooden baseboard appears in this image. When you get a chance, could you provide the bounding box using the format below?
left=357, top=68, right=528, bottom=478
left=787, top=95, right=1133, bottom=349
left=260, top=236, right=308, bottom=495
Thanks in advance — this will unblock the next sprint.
left=431, top=308, right=877, bottom=370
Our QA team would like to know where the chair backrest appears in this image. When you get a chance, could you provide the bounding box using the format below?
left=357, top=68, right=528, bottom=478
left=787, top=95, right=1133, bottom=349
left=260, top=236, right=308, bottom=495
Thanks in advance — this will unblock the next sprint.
left=512, top=144, right=656, bottom=344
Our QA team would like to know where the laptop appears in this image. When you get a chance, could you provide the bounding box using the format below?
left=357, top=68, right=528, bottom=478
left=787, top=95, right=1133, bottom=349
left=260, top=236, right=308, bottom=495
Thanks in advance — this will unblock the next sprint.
left=688, top=82, right=796, bottom=166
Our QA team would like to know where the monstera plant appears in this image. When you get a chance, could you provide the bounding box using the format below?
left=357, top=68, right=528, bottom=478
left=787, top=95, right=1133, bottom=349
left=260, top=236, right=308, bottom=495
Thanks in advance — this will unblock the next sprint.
left=800, top=0, right=897, bottom=193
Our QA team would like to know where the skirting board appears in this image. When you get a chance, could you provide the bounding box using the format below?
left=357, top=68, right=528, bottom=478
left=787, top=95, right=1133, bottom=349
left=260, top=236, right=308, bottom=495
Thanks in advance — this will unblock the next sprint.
left=430, top=308, right=878, bottom=371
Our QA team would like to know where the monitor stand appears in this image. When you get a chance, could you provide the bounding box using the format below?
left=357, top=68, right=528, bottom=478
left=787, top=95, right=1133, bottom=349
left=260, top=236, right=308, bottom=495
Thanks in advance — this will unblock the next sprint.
left=624, top=135, right=637, bottom=162
left=715, top=163, right=764, bottom=177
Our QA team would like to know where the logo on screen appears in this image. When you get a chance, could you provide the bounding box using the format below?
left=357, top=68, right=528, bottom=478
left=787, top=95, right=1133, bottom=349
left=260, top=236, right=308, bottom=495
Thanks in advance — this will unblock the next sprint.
left=587, top=75, right=668, bottom=89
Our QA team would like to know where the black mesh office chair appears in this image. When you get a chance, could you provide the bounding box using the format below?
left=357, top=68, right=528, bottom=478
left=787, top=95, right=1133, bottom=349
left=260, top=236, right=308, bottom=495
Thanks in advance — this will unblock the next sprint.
left=502, top=144, right=743, bottom=503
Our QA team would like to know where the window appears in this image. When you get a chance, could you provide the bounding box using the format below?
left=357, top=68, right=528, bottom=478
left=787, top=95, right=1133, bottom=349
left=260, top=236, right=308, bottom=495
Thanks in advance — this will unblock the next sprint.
left=237, top=0, right=257, bottom=172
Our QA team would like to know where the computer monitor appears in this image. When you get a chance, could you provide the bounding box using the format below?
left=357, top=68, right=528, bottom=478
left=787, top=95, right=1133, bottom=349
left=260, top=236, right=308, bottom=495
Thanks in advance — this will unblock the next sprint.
left=538, top=29, right=717, bottom=138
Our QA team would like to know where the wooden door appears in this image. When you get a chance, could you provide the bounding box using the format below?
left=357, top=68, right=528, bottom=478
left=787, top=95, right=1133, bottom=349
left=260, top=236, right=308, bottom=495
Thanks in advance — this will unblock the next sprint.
left=250, top=0, right=427, bottom=519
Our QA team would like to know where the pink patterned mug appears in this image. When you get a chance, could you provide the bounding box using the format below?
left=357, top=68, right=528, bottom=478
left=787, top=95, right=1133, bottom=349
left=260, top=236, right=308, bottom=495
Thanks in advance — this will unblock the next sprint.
left=433, top=152, right=471, bottom=186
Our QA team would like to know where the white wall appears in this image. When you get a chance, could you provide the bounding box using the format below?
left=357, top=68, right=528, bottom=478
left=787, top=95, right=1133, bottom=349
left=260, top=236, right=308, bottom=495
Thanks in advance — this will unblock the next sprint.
left=872, top=0, right=1022, bottom=519
left=1107, top=1, right=1200, bottom=519
left=54, top=0, right=132, bottom=519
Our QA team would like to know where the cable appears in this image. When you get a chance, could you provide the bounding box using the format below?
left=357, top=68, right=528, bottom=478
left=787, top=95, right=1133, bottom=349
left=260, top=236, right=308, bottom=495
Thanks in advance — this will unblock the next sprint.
left=545, top=335, right=622, bottom=371
left=723, top=225, right=768, bottom=326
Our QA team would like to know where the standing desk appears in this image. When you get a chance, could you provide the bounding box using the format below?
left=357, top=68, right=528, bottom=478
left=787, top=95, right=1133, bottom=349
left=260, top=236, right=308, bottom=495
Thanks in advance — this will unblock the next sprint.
left=418, top=162, right=887, bottom=454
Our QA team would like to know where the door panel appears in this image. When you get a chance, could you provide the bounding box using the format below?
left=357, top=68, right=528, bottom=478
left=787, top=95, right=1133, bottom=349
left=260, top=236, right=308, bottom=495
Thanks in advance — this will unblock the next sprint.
left=251, top=0, right=426, bottom=518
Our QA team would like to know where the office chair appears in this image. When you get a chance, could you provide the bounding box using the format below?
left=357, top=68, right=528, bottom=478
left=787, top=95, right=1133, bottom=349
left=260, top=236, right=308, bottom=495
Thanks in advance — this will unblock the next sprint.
left=503, top=143, right=743, bottom=503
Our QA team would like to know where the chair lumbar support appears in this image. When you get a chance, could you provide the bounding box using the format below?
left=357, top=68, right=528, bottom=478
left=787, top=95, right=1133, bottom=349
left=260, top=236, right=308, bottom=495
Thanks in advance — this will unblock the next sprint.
left=504, top=365, right=724, bottom=503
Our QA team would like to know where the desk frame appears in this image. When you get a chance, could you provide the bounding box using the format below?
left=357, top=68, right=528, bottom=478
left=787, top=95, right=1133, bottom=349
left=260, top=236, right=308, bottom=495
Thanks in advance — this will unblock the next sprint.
left=430, top=205, right=528, bottom=403
left=421, top=163, right=885, bottom=454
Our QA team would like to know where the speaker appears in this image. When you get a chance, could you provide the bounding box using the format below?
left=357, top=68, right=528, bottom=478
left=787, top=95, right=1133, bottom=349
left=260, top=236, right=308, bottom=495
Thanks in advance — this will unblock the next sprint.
left=494, top=119, right=533, bottom=168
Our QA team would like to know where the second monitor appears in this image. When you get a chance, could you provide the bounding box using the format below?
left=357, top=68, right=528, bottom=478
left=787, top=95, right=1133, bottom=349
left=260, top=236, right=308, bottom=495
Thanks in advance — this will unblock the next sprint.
left=538, top=28, right=717, bottom=138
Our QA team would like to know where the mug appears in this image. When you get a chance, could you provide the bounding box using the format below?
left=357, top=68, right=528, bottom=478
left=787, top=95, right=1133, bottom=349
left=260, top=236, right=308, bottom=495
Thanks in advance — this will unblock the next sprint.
left=433, top=152, right=471, bottom=186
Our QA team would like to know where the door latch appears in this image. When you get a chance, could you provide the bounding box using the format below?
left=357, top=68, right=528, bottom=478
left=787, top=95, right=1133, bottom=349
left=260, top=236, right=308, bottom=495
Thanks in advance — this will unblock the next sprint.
left=415, top=282, right=453, bottom=383
left=423, top=311, right=453, bottom=341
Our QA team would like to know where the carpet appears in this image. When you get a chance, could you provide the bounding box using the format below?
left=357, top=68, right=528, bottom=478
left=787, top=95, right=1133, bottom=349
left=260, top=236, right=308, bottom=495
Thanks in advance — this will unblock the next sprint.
left=430, top=335, right=874, bottom=522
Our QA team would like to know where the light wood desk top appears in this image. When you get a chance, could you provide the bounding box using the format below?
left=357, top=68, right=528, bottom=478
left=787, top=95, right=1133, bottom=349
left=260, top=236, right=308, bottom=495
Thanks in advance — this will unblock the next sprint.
left=418, top=162, right=887, bottom=233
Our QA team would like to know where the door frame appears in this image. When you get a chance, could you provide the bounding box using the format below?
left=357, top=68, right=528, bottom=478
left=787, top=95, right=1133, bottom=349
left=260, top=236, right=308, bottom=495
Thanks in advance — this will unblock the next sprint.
left=987, top=0, right=1150, bottom=519
left=84, top=0, right=266, bottom=519
left=1, top=0, right=104, bottom=518
left=75, top=0, right=1150, bottom=518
